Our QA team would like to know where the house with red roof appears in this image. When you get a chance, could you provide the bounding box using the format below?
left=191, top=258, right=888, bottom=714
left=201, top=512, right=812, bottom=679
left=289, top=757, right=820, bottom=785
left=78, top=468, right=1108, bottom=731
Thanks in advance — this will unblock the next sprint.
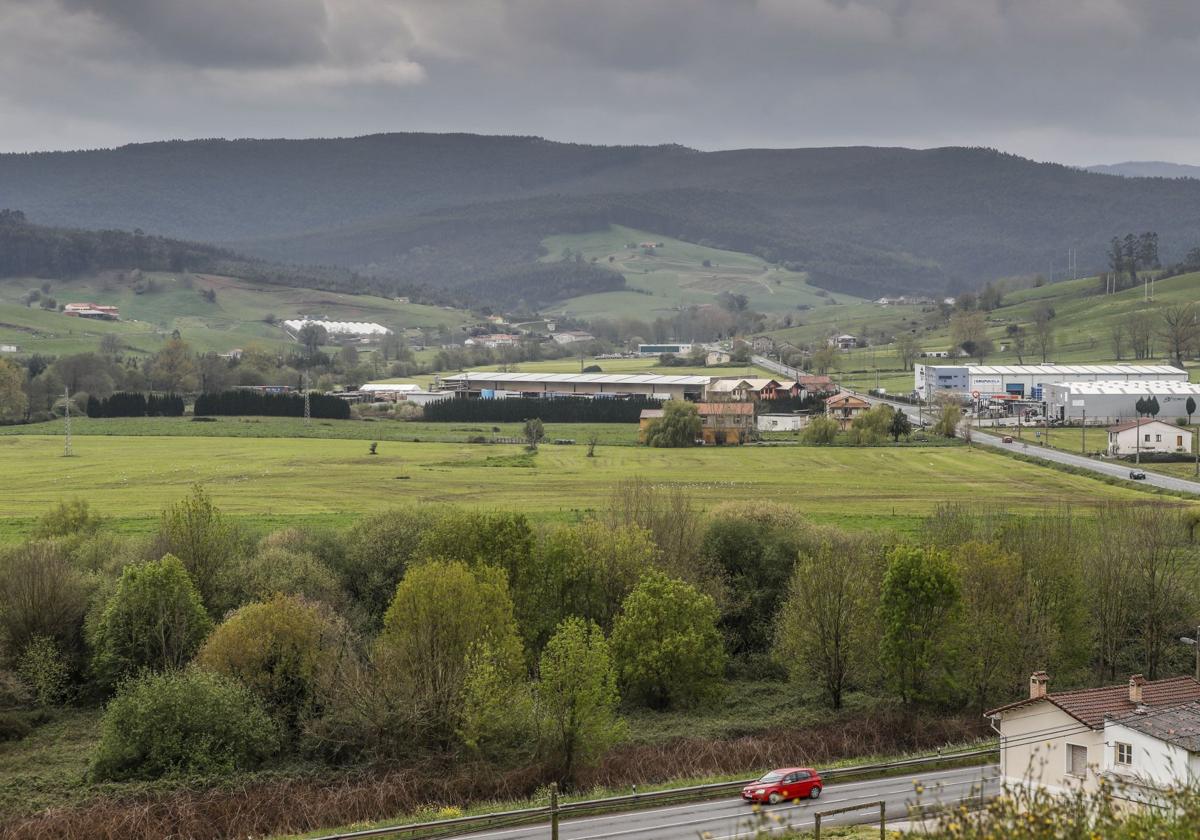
left=986, top=671, right=1200, bottom=795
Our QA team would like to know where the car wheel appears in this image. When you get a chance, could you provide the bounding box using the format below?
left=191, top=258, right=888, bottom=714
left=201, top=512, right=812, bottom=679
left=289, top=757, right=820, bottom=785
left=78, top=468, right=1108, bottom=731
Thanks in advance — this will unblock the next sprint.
left=768, top=792, right=782, bottom=804
left=810, top=786, right=822, bottom=799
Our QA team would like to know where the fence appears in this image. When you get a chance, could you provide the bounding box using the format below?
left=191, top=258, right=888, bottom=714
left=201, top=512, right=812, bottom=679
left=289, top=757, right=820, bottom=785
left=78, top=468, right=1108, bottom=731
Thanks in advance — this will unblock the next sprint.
left=311, top=745, right=998, bottom=840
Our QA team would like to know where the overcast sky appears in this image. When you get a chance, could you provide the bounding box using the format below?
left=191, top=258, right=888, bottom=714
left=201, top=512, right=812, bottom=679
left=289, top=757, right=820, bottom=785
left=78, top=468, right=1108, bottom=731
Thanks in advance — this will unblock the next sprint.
left=2, top=0, right=1199, bottom=165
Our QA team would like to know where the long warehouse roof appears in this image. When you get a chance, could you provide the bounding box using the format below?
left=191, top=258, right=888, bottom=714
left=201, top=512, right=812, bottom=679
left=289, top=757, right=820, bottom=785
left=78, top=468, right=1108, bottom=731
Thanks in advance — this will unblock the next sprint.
left=443, top=372, right=712, bottom=385
left=959, top=364, right=1185, bottom=375
left=1051, top=380, right=1200, bottom=395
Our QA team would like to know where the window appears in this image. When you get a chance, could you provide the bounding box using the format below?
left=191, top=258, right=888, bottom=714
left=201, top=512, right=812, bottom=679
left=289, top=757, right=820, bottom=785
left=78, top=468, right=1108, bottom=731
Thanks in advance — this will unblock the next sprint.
left=1155, top=434, right=1162, bottom=442
left=1068, top=743, right=1088, bottom=778
left=1178, top=436, right=1184, bottom=447
left=1145, top=434, right=1152, bottom=442
left=1115, top=742, right=1133, bottom=766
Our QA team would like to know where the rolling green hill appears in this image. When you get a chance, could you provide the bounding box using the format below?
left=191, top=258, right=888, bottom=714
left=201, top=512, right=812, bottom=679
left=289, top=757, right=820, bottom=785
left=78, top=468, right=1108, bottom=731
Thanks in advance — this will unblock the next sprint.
left=7, top=135, right=1200, bottom=304
left=539, top=225, right=864, bottom=319
left=0, top=272, right=472, bottom=357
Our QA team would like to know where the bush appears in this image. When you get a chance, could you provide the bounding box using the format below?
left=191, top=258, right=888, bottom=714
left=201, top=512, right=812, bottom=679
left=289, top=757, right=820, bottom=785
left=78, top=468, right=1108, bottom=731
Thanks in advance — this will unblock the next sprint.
left=194, top=390, right=350, bottom=420
left=233, top=546, right=346, bottom=610
left=0, top=539, right=90, bottom=657
left=91, top=668, right=278, bottom=781
left=337, top=508, right=430, bottom=627
left=802, top=415, right=840, bottom=444
left=31, top=499, right=105, bottom=540
left=150, top=485, right=246, bottom=615
left=423, top=395, right=657, bottom=424
left=196, top=594, right=348, bottom=734
left=610, top=571, right=725, bottom=710
left=88, top=554, right=212, bottom=688
left=644, top=401, right=701, bottom=448
left=17, top=636, right=71, bottom=706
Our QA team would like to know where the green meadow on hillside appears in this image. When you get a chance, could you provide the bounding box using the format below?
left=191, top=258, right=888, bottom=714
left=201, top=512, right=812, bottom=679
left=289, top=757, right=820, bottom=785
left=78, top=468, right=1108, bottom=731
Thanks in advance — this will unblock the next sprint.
left=0, top=432, right=1166, bottom=540
left=0, top=272, right=472, bottom=357
left=540, top=225, right=864, bottom=320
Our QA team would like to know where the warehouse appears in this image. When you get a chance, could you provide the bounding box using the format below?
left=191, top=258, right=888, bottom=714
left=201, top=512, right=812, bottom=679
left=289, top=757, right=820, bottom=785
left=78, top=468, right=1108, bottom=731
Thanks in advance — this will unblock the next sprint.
left=1045, top=380, right=1200, bottom=423
left=440, top=372, right=710, bottom=401
left=914, top=363, right=1186, bottom=401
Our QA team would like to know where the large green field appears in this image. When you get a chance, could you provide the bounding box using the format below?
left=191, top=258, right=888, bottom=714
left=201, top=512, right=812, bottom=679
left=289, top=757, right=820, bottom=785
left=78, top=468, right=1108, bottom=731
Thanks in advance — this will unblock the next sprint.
left=0, top=432, right=1166, bottom=540
left=0, top=272, right=472, bottom=357
left=539, top=225, right=865, bottom=320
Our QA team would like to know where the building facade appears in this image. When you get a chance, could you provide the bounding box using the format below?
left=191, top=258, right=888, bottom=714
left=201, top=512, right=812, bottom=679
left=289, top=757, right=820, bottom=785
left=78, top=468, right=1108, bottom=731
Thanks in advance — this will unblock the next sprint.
left=1046, top=380, right=1200, bottom=422
left=1106, top=420, right=1193, bottom=456
left=915, top=364, right=1187, bottom=402
left=442, top=372, right=709, bottom=401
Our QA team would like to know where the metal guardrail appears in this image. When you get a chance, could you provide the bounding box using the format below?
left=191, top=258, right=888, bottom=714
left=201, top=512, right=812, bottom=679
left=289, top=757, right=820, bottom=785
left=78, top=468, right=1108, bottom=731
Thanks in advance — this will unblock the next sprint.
left=310, top=746, right=998, bottom=840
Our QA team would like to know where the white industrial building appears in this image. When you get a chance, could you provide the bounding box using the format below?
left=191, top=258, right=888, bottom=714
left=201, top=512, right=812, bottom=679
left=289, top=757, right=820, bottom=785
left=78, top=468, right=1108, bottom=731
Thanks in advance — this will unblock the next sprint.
left=914, top=363, right=1187, bottom=401
left=757, top=413, right=809, bottom=432
left=283, top=319, right=392, bottom=337
left=1046, top=380, right=1200, bottom=423
left=441, top=372, right=709, bottom=400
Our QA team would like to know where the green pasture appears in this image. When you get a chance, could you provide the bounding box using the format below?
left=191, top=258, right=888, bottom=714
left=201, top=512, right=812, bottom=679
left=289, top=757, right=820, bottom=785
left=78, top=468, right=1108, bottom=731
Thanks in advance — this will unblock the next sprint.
left=0, top=433, right=1165, bottom=539
left=0, top=272, right=471, bottom=357
left=540, top=225, right=863, bottom=319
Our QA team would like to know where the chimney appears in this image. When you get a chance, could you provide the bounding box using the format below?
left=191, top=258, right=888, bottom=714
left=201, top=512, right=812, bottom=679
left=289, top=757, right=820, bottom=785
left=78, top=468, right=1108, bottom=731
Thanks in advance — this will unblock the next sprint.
left=1129, top=674, right=1146, bottom=705
left=1030, top=671, right=1049, bottom=700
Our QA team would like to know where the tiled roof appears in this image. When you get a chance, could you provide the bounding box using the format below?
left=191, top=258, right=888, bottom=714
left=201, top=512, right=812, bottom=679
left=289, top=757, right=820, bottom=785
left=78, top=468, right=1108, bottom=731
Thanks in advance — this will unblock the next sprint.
left=1106, top=419, right=1186, bottom=434
left=1112, top=701, right=1200, bottom=752
left=986, top=676, right=1200, bottom=729
left=639, top=409, right=664, bottom=420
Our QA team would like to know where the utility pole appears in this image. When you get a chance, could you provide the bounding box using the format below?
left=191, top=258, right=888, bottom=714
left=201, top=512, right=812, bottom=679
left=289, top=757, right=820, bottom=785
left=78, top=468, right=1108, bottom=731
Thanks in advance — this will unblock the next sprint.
left=63, top=386, right=73, bottom=457
left=1136, top=407, right=1142, bottom=465
left=1081, top=405, right=1086, bottom=454
left=303, top=370, right=311, bottom=426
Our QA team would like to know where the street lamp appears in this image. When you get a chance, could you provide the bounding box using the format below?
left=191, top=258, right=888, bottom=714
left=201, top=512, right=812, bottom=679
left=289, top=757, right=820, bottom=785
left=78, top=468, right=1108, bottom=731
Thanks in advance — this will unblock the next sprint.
left=1181, top=626, right=1200, bottom=681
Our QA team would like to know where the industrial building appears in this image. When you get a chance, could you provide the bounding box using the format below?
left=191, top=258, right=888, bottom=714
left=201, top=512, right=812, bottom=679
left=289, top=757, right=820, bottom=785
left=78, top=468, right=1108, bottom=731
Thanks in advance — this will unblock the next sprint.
left=1045, top=380, right=1200, bottom=423
left=914, top=363, right=1186, bottom=401
left=440, top=372, right=710, bottom=401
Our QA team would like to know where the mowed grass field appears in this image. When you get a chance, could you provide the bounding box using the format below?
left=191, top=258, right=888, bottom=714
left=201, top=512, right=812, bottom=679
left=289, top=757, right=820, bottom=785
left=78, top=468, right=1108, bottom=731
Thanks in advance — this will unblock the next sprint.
left=0, top=433, right=1165, bottom=539
left=539, top=225, right=864, bottom=320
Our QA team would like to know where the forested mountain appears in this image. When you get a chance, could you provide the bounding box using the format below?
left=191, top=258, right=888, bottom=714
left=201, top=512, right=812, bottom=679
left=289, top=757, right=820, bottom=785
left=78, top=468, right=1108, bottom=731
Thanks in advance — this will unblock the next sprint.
left=1086, top=161, right=1200, bottom=180
left=4, top=134, right=1200, bottom=300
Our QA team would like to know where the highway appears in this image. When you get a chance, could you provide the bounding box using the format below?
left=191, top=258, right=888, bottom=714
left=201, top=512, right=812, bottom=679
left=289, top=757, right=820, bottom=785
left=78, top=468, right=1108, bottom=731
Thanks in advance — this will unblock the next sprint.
left=857, top=391, right=1200, bottom=496
left=444, top=765, right=999, bottom=840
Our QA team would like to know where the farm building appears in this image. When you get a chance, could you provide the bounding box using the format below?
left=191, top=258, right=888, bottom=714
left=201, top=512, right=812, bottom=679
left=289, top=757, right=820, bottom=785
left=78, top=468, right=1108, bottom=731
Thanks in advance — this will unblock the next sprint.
left=914, top=363, right=1187, bottom=402
left=442, top=372, right=709, bottom=401
left=1106, top=420, right=1193, bottom=457
left=63, top=303, right=119, bottom=320
left=638, top=343, right=693, bottom=356
left=696, top=402, right=755, bottom=445
left=283, top=319, right=391, bottom=337
left=757, top=413, right=809, bottom=432
left=1045, top=380, right=1200, bottom=423
left=551, top=330, right=595, bottom=345
left=824, top=392, right=871, bottom=430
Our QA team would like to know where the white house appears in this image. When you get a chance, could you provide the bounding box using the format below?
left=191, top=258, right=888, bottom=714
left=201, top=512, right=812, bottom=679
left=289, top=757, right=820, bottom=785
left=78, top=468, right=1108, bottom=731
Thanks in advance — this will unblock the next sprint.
left=706, top=350, right=732, bottom=366
left=986, top=672, right=1200, bottom=795
left=551, top=330, right=595, bottom=345
left=832, top=334, right=858, bottom=350
left=757, top=413, right=809, bottom=432
left=1102, top=701, right=1200, bottom=805
left=1106, top=419, right=1192, bottom=456
left=0, top=344, right=18, bottom=353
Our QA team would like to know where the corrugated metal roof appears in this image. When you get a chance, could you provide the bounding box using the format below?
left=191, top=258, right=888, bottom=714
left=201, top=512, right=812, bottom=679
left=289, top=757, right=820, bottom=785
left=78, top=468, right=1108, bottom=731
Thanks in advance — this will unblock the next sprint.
left=966, top=364, right=1185, bottom=375
left=443, top=372, right=711, bottom=385
left=1050, top=380, right=1200, bottom=395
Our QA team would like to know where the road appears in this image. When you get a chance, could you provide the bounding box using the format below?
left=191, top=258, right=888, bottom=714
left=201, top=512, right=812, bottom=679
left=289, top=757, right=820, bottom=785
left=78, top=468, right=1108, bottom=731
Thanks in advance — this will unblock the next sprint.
left=445, top=765, right=999, bottom=840
left=856, top=391, right=1200, bottom=496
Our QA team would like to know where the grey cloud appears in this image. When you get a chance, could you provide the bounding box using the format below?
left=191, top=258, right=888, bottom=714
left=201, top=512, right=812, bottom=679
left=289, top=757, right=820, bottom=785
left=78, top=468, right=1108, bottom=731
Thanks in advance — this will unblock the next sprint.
left=0, top=0, right=1198, bottom=165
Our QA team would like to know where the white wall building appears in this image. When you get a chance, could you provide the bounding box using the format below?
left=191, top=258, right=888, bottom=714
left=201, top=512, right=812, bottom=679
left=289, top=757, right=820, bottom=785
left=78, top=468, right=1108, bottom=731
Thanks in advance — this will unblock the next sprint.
left=915, top=364, right=1187, bottom=402
left=987, top=673, right=1200, bottom=795
left=757, top=413, right=809, bottom=432
left=1106, top=419, right=1193, bottom=456
left=1103, top=702, right=1200, bottom=804
left=551, top=330, right=595, bottom=345
left=1046, top=380, right=1200, bottom=422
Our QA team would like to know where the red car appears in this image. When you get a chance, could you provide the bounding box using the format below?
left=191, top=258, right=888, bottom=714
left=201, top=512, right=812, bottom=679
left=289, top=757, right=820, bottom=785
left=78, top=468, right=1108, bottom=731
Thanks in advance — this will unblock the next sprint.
left=1002, top=436, right=1013, bottom=443
left=741, top=767, right=823, bottom=804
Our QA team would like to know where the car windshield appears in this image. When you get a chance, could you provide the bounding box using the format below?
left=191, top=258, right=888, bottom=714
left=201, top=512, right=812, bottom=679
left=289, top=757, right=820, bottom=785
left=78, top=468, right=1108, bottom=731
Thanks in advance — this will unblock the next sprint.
left=758, top=772, right=784, bottom=783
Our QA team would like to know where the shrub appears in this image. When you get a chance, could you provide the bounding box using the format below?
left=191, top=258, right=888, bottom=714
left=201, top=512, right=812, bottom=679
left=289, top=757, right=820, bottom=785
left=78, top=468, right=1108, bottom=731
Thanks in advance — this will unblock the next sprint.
left=17, top=636, right=71, bottom=706
left=337, top=508, right=431, bottom=627
left=31, top=499, right=105, bottom=540
left=611, top=571, right=725, bottom=710
left=88, top=554, right=212, bottom=688
left=91, top=668, right=278, bottom=781
left=150, top=485, right=246, bottom=615
left=802, top=415, right=840, bottom=444
left=0, top=539, right=90, bottom=657
left=196, top=594, right=348, bottom=734
left=233, top=546, right=346, bottom=610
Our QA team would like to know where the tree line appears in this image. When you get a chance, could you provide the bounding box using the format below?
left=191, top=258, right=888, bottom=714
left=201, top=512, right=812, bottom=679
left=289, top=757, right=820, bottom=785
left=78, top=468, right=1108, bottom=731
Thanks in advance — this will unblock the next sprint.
left=85, top=392, right=184, bottom=418
left=193, top=390, right=351, bottom=420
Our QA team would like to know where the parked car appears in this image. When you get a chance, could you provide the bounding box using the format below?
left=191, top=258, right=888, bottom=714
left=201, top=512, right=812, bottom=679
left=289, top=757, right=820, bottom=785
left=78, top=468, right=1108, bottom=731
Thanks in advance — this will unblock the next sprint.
left=742, top=767, right=823, bottom=804
left=1002, top=436, right=1013, bottom=443
left=1129, top=470, right=1147, bottom=480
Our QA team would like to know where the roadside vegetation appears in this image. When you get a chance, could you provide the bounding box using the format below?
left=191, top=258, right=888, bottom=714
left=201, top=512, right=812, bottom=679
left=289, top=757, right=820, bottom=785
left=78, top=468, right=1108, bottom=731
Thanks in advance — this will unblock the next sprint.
left=1, top=487, right=1198, bottom=838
